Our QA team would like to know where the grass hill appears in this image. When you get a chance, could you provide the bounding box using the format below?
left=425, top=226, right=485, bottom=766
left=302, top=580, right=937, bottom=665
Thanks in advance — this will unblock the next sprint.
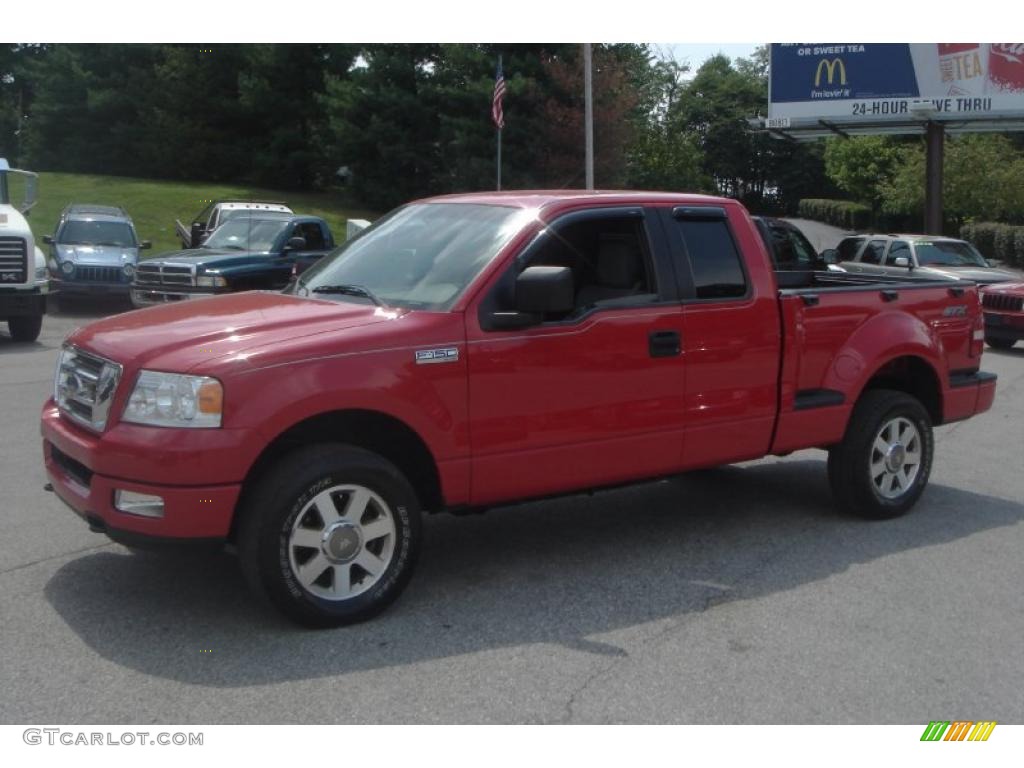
left=24, top=173, right=377, bottom=255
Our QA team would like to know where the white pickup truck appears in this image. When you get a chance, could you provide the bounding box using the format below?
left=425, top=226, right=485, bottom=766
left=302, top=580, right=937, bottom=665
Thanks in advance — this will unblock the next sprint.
left=0, top=159, right=49, bottom=342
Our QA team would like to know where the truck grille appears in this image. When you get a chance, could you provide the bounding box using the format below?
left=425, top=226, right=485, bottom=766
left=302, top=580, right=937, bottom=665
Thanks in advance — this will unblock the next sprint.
left=134, top=263, right=194, bottom=287
left=73, top=265, right=125, bottom=283
left=54, top=346, right=123, bottom=432
left=982, top=293, right=1024, bottom=313
left=0, top=236, right=28, bottom=284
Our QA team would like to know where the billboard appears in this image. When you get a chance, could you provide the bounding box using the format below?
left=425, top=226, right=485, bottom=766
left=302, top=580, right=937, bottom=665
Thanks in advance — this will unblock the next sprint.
left=768, top=44, right=1024, bottom=126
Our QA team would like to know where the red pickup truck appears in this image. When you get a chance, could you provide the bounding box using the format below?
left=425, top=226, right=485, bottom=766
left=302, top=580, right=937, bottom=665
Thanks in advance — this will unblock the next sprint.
left=42, top=192, right=997, bottom=626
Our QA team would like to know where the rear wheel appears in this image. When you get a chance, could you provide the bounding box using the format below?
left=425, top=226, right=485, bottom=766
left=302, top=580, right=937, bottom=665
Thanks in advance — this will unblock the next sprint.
left=985, top=336, right=1016, bottom=350
left=827, top=389, right=933, bottom=520
left=238, top=444, right=422, bottom=627
left=7, top=315, right=42, bottom=342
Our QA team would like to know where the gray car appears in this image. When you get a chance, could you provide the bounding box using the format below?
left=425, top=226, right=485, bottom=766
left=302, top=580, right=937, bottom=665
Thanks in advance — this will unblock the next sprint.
left=830, top=234, right=1017, bottom=285
left=43, top=204, right=151, bottom=303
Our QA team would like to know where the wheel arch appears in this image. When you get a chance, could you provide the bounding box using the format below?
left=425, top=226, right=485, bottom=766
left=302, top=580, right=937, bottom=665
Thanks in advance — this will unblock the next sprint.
left=855, top=354, right=943, bottom=425
left=230, top=408, right=444, bottom=542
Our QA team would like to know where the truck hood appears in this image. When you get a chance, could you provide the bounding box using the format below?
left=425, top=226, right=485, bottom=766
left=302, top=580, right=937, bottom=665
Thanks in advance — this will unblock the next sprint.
left=146, top=247, right=270, bottom=271
left=68, top=291, right=402, bottom=373
left=921, top=265, right=1018, bottom=284
left=56, top=243, right=138, bottom=265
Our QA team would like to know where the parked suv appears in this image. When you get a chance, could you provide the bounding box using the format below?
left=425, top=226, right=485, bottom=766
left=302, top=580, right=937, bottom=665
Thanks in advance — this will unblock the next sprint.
left=830, top=234, right=1017, bottom=284
left=44, top=205, right=150, bottom=304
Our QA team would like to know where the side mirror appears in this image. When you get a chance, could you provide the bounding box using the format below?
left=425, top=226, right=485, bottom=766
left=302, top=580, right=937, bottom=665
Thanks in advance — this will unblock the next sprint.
left=486, top=265, right=575, bottom=330
left=42, top=235, right=54, bottom=245
left=893, top=256, right=911, bottom=269
left=284, top=236, right=307, bottom=252
left=140, top=240, right=152, bottom=250
left=820, top=248, right=838, bottom=265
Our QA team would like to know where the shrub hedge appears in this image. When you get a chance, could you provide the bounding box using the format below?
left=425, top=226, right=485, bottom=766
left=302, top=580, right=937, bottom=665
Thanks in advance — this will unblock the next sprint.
left=960, top=222, right=1024, bottom=267
left=797, top=199, right=872, bottom=231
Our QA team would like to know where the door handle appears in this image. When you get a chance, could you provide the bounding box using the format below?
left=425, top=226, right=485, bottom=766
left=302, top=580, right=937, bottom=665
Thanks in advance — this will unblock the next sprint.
left=649, top=329, right=681, bottom=358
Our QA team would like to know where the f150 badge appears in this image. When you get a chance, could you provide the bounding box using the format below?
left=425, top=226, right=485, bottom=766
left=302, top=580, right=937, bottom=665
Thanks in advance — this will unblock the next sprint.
left=415, top=347, right=459, bottom=364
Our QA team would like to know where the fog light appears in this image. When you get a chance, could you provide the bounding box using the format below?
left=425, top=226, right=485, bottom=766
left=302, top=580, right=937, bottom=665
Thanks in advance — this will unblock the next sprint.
left=113, top=489, right=165, bottom=518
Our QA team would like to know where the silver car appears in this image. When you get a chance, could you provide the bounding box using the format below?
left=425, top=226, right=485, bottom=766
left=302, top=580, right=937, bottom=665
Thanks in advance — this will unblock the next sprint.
left=832, top=234, right=1017, bottom=285
left=43, top=204, right=151, bottom=303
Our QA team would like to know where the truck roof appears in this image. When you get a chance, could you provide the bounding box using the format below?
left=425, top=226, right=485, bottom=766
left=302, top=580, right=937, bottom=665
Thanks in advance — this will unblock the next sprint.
left=416, top=190, right=734, bottom=212
left=62, top=204, right=131, bottom=220
left=217, top=201, right=292, bottom=213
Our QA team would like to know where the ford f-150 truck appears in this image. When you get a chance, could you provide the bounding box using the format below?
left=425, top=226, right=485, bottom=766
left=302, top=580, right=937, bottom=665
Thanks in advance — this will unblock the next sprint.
left=41, top=191, right=997, bottom=627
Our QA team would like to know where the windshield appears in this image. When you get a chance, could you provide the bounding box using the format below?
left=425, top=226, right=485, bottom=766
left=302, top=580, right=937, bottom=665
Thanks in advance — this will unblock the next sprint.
left=204, top=218, right=290, bottom=251
left=295, top=203, right=532, bottom=310
left=914, top=241, right=988, bottom=267
left=58, top=220, right=137, bottom=247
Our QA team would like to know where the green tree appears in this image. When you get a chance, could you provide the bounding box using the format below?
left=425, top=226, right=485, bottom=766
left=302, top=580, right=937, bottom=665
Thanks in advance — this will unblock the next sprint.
left=823, top=136, right=903, bottom=212
left=881, top=134, right=1024, bottom=228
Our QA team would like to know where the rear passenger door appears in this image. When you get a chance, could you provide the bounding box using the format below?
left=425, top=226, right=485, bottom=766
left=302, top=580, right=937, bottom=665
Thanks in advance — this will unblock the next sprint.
left=660, top=206, right=782, bottom=466
left=853, top=239, right=889, bottom=276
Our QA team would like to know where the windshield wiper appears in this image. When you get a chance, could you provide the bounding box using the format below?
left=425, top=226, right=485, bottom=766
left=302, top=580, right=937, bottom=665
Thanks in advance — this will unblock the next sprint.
left=311, top=283, right=387, bottom=307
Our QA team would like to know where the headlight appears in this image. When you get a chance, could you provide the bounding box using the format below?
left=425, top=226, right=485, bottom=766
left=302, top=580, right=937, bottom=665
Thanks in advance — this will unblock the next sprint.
left=60, top=260, right=75, bottom=276
left=196, top=274, right=228, bottom=288
left=123, top=263, right=135, bottom=277
left=123, top=371, right=223, bottom=428
left=35, top=264, right=47, bottom=280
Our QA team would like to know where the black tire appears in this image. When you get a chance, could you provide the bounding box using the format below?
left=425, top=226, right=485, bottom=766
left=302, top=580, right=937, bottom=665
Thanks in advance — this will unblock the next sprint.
left=7, top=315, right=42, bottom=342
left=827, top=389, right=934, bottom=520
left=985, top=336, right=1016, bottom=350
left=238, top=444, right=422, bottom=627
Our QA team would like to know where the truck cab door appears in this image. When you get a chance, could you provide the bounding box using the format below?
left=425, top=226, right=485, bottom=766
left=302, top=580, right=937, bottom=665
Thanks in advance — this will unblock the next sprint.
left=465, top=206, right=687, bottom=506
left=659, top=205, right=782, bottom=467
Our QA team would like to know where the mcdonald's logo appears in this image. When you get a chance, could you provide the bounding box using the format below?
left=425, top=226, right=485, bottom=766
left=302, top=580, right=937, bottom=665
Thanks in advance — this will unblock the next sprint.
left=920, top=721, right=997, bottom=742
left=815, top=57, right=847, bottom=86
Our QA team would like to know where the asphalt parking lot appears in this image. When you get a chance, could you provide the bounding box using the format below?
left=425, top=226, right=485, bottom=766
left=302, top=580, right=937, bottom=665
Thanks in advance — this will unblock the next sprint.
left=1, top=294, right=1022, bottom=725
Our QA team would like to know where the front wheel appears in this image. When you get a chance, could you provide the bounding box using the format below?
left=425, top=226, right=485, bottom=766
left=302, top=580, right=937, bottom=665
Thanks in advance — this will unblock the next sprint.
left=7, top=315, right=43, bottom=342
left=827, top=389, right=934, bottom=520
left=238, top=444, right=422, bottom=627
left=985, top=336, right=1016, bottom=350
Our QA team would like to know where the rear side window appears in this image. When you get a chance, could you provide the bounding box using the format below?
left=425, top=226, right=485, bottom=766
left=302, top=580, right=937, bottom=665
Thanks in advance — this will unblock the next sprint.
left=676, top=219, right=747, bottom=299
left=861, top=239, right=888, bottom=265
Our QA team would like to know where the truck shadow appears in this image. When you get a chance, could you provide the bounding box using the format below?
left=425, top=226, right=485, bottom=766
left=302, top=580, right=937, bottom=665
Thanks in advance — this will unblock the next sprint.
left=44, top=459, right=1024, bottom=688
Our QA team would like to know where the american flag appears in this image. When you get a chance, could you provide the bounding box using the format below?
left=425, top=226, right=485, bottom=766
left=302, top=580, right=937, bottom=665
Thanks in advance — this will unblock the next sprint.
left=492, top=61, right=506, bottom=130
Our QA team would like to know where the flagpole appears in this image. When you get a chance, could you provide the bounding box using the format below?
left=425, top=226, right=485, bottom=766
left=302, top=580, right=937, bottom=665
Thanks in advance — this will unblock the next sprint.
left=496, top=55, right=503, bottom=191
left=583, top=43, right=594, bottom=190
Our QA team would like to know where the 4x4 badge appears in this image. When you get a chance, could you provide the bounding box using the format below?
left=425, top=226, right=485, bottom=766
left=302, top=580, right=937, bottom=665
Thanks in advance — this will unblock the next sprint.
left=415, top=347, right=459, bottom=365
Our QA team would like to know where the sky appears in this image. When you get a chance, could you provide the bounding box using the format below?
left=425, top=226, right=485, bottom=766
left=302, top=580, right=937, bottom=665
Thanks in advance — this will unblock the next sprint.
left=657, top=43, right=761, bottom=75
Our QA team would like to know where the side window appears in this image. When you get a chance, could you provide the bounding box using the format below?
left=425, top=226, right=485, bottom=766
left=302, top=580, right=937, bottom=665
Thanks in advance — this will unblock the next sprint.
left=675, top=218, right=746, bottom=299
left=837, top=237, right=865, bottom=262
left=526, top=215, right=656, bottom=316
left=861, top=239, right=888, bottom=265
left=886, top=240, right=910, bottom=265
left=296, top=222, right=326, bottom=250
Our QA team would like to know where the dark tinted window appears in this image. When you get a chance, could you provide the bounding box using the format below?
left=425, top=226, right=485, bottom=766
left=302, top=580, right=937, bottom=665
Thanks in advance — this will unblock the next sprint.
left=295, top=222, right=326, bottom=250
left=837, top=237, right=865, bottom=261
left=768, top=223, right=817, bottom=269
left=887, top=240, right=910, bottom=265
left=861, top=239, right=888, bottom=265
left=677, top=219, right=746, bottom=299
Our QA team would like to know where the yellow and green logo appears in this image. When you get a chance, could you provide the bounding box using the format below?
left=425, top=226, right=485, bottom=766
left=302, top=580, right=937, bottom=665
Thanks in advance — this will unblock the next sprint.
left=920, top=721, right=997, bottom=742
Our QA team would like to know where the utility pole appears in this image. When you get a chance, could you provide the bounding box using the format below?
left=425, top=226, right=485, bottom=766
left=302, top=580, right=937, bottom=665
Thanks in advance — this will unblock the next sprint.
left=583, top=43, right=594, bottom=190
left=924, top=121, right=944, bottom=234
